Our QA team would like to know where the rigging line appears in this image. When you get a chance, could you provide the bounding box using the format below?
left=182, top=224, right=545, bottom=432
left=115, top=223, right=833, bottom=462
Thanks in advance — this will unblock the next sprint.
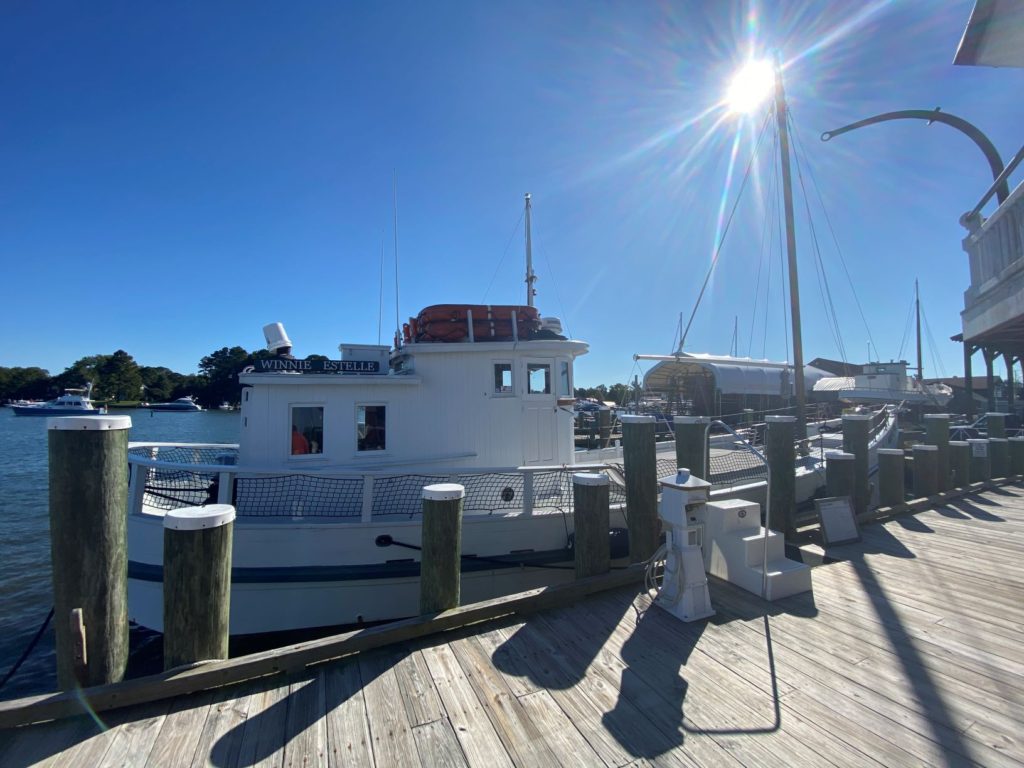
left=532, top=215, right=573, bottom=338
left=482, top=208, right=526, bottom=302
left=678, top=108, right=773, bottom=353
left=788, top=109, right=879, bottom=359
left=789, top=112, right=847, bottom=363
left=895, top=285, right=917, bottom=361
left=921, top=305, right=947, bottom=379
left=748, top=124, right=781, bottom=358
left=377, top=230, right=385, bottom=346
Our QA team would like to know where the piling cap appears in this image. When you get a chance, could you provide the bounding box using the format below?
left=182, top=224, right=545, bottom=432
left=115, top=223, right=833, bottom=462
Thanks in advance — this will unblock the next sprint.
left=827, top=451, right=855, bottom=460
left=572, top=472, right=609, bottom=486
left=619, top=415, right=654, bottom=424
left=422, top=483, right=465, bottom=501
left=877, top=448, right=904, bottom=456
left=164, top=504, right=236, bottom=531
left=911, top=444, right=938, bottom=451
left=674, top=415, right=709, bottom=425
left=47, top=415, right=131, bottom=431
left=765, top=415, right=796, bottom=423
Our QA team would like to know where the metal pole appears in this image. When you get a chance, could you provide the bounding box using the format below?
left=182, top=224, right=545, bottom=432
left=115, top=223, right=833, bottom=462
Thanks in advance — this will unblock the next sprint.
left=525, top=193, right=535, bottom=307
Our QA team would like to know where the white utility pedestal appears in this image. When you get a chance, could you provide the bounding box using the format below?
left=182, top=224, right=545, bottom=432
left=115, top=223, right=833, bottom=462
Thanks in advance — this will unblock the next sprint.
left=655, top=469, right=715, bottom=622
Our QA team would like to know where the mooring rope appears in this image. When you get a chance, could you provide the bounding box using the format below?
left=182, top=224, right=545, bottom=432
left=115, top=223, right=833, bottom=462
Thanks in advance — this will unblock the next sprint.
left=0, top=606, right=54, bottom=692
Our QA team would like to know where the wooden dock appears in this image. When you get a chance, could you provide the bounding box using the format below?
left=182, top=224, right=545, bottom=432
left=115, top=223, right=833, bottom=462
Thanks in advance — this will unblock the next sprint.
left=2, top=483, right=1023, bottom=766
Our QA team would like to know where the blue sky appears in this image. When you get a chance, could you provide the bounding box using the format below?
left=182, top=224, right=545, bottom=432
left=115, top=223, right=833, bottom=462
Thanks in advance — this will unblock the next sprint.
left=1, top=1, right=1021, bottom=387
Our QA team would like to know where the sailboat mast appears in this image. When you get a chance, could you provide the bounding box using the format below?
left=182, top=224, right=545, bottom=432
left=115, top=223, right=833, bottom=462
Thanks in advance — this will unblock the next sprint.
left=524, top=193, right=536, bottom=307
left=773, top=55, right=807, bottom=436
left=915, top=279, right=923, bottom=382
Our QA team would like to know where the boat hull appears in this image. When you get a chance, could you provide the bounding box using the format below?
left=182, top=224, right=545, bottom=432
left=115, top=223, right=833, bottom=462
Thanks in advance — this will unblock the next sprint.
left=127, top=506, right=618, bottom=635
left=11, top=406, right=105, bottom=416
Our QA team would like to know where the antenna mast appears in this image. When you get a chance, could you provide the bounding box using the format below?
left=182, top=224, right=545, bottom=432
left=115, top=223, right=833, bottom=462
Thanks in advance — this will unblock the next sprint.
left=524, top=193, right=536, bottom=307
left=393, top=172, right=401, bottom=348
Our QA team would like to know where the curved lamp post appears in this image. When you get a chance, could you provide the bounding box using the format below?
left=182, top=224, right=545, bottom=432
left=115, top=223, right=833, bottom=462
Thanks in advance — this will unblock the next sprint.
left=821, top=109, right=1009, bottom=205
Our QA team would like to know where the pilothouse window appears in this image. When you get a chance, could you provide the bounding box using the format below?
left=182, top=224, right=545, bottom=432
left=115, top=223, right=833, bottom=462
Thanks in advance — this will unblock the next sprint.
left=493, top=363, right=513, bottom=394
left=527, top=363, right=551, bottom=395
left=357, top=405, right=386, bottom=451
left=291, top=406, right=323, bottom=456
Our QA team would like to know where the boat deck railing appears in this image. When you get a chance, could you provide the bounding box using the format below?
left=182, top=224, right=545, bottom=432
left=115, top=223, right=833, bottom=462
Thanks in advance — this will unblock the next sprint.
left=127, top=443, right=627, bottom=522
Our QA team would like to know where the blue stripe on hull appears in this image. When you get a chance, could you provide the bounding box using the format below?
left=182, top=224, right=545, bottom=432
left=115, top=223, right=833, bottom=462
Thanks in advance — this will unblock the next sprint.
left=128, top=548, right=573, bottom=584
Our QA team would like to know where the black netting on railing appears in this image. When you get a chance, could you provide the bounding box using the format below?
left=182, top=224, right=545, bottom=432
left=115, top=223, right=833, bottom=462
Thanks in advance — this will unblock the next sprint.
left=234, top=475, right=364, bottom=518
left=143, top=468, right=218, bottom=511
left=371, top=474, right=449, bottom=518
left=656, top=457, right=677, bottom=479
left=708, top=447, right=767, bottom=488
left=457, top=473, right=524, bottom=512
left=129, top=446, right=238, bottom=466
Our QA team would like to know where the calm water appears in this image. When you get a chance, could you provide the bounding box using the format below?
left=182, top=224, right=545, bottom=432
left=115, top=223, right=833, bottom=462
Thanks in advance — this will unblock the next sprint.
left=0, top=408, right=239, bottom=699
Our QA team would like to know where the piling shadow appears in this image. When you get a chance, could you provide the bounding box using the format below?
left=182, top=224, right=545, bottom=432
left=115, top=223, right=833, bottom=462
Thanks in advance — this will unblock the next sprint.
left=948, top=498, right=1005, bottom=522
left=895, top=514, right=933, bottom=533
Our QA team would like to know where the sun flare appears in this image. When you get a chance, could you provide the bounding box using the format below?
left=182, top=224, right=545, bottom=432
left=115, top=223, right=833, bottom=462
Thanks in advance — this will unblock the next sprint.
left=726, top=59, right=775, bottom=114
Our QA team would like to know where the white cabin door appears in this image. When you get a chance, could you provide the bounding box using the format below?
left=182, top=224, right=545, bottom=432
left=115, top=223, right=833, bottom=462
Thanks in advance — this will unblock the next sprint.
left=522, top=359, right=557, bottom=464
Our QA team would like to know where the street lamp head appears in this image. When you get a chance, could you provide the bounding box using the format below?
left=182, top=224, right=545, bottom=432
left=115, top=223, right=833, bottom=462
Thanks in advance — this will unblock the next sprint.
left=726, top=59, right=775, bottom=115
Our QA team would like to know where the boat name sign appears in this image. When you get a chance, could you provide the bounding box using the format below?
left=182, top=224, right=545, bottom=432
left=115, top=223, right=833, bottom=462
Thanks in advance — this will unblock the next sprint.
left=253, top=358, right=382, bottom=374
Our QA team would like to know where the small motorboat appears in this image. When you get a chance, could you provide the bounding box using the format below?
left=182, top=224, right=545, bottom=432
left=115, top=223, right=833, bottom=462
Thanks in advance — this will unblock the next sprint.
left=147, top=396, right=203, bottom=412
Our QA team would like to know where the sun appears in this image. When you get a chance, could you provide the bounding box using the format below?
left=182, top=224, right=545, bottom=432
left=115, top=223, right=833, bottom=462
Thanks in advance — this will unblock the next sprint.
left=726, top=59, right=775, bottom=114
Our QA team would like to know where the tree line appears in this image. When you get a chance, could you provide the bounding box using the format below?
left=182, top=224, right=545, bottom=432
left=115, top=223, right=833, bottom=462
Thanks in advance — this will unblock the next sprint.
left=2, top=349, right=635, bottom=409
left=0, top=347, right=282, bottom=408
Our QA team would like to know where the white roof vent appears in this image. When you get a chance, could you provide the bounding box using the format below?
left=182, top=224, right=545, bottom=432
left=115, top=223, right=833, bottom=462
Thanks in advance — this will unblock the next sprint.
left=540, top=317, right=563, bottom=335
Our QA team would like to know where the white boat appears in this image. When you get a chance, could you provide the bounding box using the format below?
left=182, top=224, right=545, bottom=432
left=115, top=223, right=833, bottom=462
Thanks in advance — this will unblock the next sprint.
left=11, top=385, right=106, bottom=416
left=127, top=300, right=627, bottom=634
left=815, top=360, right=953, bottom=407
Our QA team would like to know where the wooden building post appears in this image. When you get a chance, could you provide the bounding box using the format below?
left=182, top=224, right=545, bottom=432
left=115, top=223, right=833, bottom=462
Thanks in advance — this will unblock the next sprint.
left=765, top=416, right=796, bottom=535
left=922, top=413, right=951, bottom=491
left=573, top=473, right=610, bottom=578
left=825, top=452, right=855, bottom=500
left=163, top=505, right=235, bottom=670
left=841, top=414, right=871, bottom=518
left=877, top=448, right=905, bottom=507
left=621, top=414, right=659, bottom=563
left=1008, top=437, right=1024, bottom=475
left=949, top=441, right=971, bottom=487
left=673, top=416, right=709, bottom=481
left=986, top=412, right=1006, bottom=439
left=48, top=415, right=132, bottom=689
left=912, top=445, right=938, bottom=498
left=989, top=438, right=1009, bottom=479
left=967, top=439, right=991, bottom=482
left=964, top=343, right=975, bottom=419
left=420, top=484, right=464, bottom=614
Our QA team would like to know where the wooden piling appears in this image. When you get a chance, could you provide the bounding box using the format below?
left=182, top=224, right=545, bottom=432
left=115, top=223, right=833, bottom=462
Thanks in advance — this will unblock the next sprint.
left=986, top=412, right=1006, bottom=439
left=47, top=415, right=131, bottom=689
left=912, top=445, right=938, bottom=498
left=163, top=505, right=235, bottom=670
left=825, top=452, right=855, bottom=499
left=597, top=408, right=612, bottom=448
left=420, top=484, right=464, bottom=614
left=621, top=414, right=659, bottom=563
left=673, top=416, right=709, bottom=481
left=949, top=440, right=971, bottom=487
left=923, top=413, right=951, bottom=491
left=765, top=416, right=796, bottom=535
left=841, top=414, right=871, bottom=518
left=1010, top=437, right=1024, bottom=476
left=989, top=438, right=1009, bottom=479
left=573, top=473, right=610, bottom=578
left=968, top=439, right=991, bottom=482
left=877, top=448, right=905, bottom=507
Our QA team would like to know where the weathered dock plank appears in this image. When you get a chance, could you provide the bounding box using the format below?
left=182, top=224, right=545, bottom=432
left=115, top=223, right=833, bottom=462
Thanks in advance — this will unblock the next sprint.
left=1, top=483, right=1023, bottom=767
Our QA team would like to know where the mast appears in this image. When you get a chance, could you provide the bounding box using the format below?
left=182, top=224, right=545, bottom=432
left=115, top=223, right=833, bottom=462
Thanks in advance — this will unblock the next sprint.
left=915, top=279, right=923, bottom=382
left=524, top=193, right=536, bottom=307
left=773, top=54, right=807, bottom=437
